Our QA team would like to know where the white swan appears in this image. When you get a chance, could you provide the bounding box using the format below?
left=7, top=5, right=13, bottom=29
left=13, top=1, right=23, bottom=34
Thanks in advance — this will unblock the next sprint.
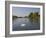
left=21, top=24, right=26, bottom=27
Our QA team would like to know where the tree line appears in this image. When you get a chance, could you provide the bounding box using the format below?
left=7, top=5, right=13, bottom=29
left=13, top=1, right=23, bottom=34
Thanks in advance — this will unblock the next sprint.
left=13, top=12, right=40, bottom=21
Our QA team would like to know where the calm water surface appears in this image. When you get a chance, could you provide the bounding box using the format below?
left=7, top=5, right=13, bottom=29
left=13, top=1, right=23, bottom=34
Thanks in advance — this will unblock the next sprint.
left=12, top=18, right=40, bottom=31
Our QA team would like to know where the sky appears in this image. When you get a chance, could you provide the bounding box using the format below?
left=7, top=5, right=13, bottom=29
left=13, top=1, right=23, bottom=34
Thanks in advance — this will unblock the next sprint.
left=12, top=7, right=40, bottom=17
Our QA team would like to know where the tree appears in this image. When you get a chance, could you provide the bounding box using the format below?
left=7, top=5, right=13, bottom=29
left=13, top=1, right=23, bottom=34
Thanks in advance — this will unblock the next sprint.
left=28, top=12, right=40, bottom=22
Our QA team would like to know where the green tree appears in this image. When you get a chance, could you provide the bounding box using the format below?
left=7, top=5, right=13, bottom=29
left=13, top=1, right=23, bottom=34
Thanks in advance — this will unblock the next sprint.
left=28, top=12, right=40, bottom=22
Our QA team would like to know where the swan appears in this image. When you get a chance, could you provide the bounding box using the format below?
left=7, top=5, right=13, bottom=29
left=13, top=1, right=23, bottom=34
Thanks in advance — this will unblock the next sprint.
left=21, top=24, right=26, bottom=27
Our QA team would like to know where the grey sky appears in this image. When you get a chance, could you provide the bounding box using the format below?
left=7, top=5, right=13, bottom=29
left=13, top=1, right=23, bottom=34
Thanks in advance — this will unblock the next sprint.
left=12, top=7, right=40, bottom=17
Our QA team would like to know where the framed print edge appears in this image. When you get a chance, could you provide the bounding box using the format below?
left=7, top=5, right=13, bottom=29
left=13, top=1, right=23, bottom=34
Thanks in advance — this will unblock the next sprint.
left=5, top=1, right=45, bottom=37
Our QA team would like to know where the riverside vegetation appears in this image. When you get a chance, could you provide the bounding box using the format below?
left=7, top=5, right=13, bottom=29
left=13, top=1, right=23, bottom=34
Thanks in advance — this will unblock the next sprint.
left=13, top=12, right=40, bottom=23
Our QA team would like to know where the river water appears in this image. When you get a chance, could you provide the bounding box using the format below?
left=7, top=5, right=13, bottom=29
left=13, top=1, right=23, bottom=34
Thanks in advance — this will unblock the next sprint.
left=12, top=18, right=40, bottom=31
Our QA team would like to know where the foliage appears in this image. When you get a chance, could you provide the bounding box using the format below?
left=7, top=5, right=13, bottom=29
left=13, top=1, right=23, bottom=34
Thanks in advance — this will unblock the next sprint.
left=12, top=16, right=18, bottom=20
left=28, top=12, right=40, bottom=22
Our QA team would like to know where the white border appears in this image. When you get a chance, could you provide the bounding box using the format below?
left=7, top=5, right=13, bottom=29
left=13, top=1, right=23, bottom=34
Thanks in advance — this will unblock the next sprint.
left=10, top=4, right=43, bottom=34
